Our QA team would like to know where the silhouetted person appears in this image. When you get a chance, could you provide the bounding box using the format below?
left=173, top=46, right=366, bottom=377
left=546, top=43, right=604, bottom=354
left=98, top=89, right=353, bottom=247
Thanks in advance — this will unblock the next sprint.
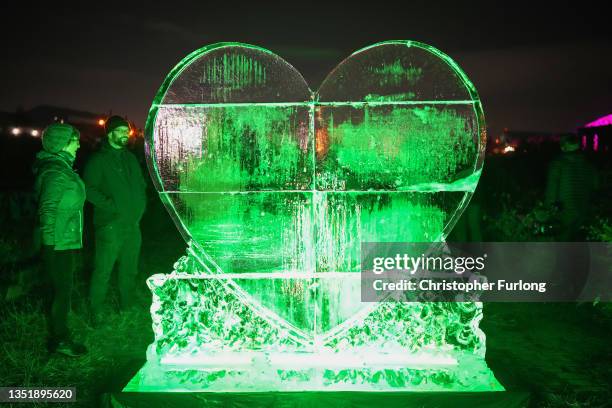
left=84, top=116, right=146, bottom=323
left=33, top=123, right=87, bottom=356
left=545, top=133, right=598, bottom=299
left=545, top=133, right=599, bottom=241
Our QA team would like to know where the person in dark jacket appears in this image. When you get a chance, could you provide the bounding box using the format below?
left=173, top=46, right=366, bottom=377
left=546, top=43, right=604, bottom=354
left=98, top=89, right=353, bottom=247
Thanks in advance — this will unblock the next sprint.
left=84, top=116, right=147, bottom=321
left=545, top=133, right=599, bottom=299
left=545, top=133, right=599, bottom=241
left=33, top=123, right=87, bottom=356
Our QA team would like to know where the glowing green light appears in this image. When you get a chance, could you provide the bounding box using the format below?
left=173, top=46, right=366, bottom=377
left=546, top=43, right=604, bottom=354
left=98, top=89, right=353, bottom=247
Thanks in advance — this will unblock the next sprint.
left=127, top=41, right=502, bottom=393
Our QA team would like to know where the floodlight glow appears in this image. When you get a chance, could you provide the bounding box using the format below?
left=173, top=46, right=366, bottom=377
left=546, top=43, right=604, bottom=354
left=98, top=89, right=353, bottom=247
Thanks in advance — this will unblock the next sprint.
left=11, top=127, right=21, bottom=135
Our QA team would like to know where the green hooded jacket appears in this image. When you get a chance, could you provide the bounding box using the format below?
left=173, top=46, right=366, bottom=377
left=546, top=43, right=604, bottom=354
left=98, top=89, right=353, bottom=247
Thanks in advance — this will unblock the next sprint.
left=33, top=151, right=86, bottom=250
left=82, top=140, right=147, bottom=228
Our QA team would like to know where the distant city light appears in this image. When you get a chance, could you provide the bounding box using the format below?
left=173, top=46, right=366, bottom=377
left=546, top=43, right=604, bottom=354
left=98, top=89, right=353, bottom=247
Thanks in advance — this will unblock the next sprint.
left=31, top=129, right=39, bottom=137
left=98, top=119, right=106, bottom=126
left=11, top=127, right=21, bottom=135
left=503, top=145, right=515, bottom=154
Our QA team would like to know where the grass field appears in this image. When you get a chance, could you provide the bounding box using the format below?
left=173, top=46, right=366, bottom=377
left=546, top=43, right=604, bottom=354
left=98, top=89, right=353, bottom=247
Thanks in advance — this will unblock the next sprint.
left=0, top=193, right=610, bottom=407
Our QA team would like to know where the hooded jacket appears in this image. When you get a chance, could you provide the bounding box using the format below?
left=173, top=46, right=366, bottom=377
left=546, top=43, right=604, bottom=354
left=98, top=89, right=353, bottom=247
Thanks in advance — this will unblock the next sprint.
left=83, top=140, right=147, bottom=228
left=545, top=150, right=599, bottom=226
left=33, top=150, right=85, bottom=250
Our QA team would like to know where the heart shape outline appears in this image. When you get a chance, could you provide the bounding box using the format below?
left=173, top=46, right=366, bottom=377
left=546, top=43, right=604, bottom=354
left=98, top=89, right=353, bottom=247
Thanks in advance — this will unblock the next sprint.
left=144, top=41, right=485, bottom=346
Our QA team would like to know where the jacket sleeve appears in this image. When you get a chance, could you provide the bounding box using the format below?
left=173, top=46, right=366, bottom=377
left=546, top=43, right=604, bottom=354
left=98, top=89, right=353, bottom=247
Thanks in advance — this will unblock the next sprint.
left=591, top=163, right=600, bottom=192
left=83, top=156, right=117, bottom=212
left=544, top=159, right=561, bottom=206
left=38, top=169, right=69, bottom=245
left=132, top=155, right=148, bottom=209
left=135, top=157, right=147, bottom=191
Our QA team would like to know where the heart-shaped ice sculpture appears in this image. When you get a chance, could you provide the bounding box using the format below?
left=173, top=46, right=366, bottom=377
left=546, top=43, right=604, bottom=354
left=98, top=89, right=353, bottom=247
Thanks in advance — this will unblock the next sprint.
left=145, top=41, right=485, bottom=342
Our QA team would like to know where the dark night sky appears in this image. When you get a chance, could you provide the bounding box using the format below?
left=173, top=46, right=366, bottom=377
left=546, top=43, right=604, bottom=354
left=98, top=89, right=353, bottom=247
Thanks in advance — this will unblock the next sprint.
left=1, top=2, right=611, bottom=136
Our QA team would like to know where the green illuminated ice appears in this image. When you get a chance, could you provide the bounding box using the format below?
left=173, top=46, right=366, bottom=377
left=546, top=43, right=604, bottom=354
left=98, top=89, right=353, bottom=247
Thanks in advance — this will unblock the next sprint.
left=125, top=41, right=501, bottom=392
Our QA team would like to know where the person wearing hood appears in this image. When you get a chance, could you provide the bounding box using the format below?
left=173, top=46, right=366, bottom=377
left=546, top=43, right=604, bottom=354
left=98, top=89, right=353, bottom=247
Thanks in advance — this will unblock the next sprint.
left=545, top=133, right=599, bottom=241
left=33, top=123, right=87, bottom=357
left=83, top=116, right=146, bottom=323
left=545, top=132, right=599, bottom=299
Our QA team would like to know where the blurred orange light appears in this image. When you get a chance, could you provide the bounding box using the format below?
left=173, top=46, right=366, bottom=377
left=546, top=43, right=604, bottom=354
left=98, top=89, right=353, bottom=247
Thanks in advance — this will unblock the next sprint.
left=129, top=129, right=134, bottom=136
left=98, top=119, right=106, bottom=126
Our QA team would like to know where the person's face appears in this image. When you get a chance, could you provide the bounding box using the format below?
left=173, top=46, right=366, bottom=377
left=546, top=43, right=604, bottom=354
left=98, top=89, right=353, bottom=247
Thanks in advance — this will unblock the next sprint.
left=109, top=125, right=130, bottom=148
left=63, top=135, right=80, bottom=157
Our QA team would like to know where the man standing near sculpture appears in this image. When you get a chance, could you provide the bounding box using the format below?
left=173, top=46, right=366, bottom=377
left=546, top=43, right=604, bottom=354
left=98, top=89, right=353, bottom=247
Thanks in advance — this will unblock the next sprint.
left=84, top=116, right=147, bottom=322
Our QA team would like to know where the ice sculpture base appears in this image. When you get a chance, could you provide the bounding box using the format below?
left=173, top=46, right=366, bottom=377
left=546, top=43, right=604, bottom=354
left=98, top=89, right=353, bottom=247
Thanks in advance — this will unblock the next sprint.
left=124, top=351, right=502, bottom=392
left=126, top=247, right=503, bottom=392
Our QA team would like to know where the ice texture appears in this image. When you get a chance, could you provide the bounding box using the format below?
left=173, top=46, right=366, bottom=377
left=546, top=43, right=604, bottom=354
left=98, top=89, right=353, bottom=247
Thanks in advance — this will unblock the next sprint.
left=144, top=40, right=486, bottom=351
left=131, top=41, right=503, bottom=392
